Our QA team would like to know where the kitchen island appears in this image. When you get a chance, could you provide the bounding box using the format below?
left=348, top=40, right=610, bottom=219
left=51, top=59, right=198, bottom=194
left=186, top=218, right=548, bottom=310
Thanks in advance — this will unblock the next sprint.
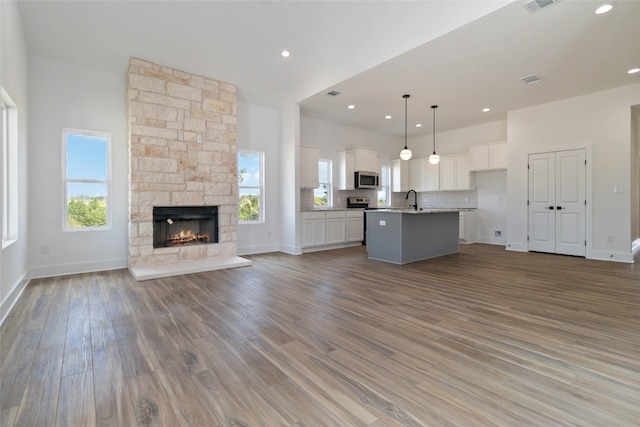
left=365, top=209, right=459, bottom=264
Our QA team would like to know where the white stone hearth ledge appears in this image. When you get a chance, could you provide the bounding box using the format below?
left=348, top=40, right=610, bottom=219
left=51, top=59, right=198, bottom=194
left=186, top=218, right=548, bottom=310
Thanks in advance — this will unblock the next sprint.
left=129, top=256, right=252, bottom=281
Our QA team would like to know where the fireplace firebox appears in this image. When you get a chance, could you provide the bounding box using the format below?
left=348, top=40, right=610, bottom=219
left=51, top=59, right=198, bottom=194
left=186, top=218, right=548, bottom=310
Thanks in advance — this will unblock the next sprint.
left=153, top=206, right=218, bottom=248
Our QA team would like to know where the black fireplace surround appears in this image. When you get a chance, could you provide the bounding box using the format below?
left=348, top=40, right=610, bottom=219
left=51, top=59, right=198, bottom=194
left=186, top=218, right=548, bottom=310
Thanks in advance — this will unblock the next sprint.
left=153, top=206, right=218, bottom=248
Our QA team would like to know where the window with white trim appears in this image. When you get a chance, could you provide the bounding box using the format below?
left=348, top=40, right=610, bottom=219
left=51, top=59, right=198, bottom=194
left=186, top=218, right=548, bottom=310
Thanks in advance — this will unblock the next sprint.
left=1, top=88, right=18, bottom=247
left=314, top=159, right=332, bottom=207
left=238, top=150, right=264, bottom=223
left=378, top=165, right=390, bottom=206
left=63, top=129, right=111, bottom=230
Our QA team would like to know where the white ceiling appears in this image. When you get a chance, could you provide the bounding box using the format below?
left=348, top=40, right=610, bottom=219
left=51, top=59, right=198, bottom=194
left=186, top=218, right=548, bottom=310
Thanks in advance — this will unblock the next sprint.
left=17, top=0, right=640, bottom=138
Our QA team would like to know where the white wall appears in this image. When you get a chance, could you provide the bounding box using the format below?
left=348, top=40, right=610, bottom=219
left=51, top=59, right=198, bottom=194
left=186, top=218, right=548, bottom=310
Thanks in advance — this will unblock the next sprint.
left=1, top=0, right=30, bottom=322
left=236, top=102, right=282, bottom=255
left=507, top=83, right=640, bottom=262
left=28, top=56, right=129, bottom=277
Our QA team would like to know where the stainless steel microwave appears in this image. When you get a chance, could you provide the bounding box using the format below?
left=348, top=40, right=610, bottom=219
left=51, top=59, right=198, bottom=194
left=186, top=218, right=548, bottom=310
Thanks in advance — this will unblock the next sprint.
left=355, top=171, right=379, bottom=189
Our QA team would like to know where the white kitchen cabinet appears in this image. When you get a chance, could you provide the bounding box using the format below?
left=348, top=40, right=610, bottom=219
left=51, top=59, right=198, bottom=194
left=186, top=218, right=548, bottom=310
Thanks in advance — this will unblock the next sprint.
left=440, top=153, right=472, bottom=190
left=301, top=211, right=325, bottom=247
left=337, top=150, right=356, bottom=190
left=300, top=146, right=319, bottom=188
left=326, top=211, right=346, bottom=244
left=458, top=210, right=477, bottom=244
left=489, top=143, right=508, bottom=169
left=409, top=158, right=439, bottom=192
left=469, top=142, right=507, bottom=171
left=352, top=147, right=378, bottom=172
left=392, top=158, right=410, bottom=192
left=301, top=210, right=364, bottom=249
left=346, top=210, right=364, bottom=242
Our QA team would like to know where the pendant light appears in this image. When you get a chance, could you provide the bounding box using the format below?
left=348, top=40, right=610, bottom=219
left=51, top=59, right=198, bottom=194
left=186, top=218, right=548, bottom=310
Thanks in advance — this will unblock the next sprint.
left=399, top=94, right=412, bottom=161
left=428, top=105, right=440, bottom=165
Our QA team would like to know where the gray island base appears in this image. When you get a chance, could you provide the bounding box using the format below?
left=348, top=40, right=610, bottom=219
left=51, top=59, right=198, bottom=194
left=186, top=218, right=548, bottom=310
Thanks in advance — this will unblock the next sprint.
left=366, top=209, right=460, bottom=264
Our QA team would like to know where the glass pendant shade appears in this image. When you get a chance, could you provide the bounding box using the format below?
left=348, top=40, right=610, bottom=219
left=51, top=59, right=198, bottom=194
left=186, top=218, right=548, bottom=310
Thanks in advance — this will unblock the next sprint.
left=429, top=153, right=440, bottom=165
left=400, top=148, right=412, bottom=161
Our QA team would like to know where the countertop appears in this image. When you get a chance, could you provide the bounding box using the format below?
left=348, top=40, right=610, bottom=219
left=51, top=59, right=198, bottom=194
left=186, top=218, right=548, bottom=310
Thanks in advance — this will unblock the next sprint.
left=301, top=207, right=476, bottom=212
left=366, top=208, right=463, bottom=214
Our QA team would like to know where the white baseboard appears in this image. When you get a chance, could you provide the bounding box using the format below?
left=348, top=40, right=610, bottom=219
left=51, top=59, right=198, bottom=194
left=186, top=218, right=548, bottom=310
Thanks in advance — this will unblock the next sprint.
left=301, top=241, right=362, bottom=253
left=237, top=243, right=280, bottom=256
left=0, top=271, right=30, bottom=327
left=506, top=242, right=526, bottom=252
left=589, top=250, right=634, bottom=263
left=29, top=258, right=128, bottom=279
left=475, top=236, right=508, bottom=246
left=279, top=244, right=301, bottom=255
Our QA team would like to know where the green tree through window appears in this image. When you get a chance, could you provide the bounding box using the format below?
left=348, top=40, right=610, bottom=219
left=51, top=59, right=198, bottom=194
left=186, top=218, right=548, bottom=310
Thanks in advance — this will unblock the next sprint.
left=238, top=151, right=264, bottom=222
left=64, top=129, right=110, bottom=229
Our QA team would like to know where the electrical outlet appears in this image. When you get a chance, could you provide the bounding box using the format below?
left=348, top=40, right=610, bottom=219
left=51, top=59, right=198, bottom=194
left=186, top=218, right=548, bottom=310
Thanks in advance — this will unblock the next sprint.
left=196, top=134, right=203, bottom=143
left=607, top=234, right=614, bottom=243
left=495, top=231, right=502, bottom=237
left=40, top=245, right=50, bottom=254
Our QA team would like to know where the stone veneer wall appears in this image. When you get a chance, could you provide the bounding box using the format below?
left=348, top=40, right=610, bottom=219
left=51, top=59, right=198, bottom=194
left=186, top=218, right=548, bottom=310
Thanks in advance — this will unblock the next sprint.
left=127, top=58, right=238, bottom=267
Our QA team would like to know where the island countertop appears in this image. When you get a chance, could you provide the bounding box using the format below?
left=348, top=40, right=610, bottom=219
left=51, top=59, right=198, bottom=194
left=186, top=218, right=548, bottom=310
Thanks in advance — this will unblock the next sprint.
left=366, top=208, right=464, bottom=214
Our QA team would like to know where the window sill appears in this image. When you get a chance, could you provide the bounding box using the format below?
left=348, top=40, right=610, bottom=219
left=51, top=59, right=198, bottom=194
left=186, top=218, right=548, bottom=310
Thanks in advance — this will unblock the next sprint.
left=2, top=239, right=17, bottom=250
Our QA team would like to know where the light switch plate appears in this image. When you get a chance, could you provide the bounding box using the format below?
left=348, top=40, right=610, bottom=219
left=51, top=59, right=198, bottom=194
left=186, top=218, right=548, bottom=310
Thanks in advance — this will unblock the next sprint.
left=379, top=220, right=386, bottom=226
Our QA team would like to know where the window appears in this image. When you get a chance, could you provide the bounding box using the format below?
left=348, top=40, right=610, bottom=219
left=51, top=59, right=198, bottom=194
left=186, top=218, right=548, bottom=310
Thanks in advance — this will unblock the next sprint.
left=1, top=88, right=18, bottom=247
left=314, top=159, right=332, bottom=207
left=238, top=150, right=264, bottom=223
left=63, top=129, right=111, bottom=230
left=378, top=165, right=390, bottom=206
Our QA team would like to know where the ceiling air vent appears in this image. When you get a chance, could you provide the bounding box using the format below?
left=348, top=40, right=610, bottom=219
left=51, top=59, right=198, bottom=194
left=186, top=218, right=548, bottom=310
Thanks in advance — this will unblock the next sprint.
left=520, top=74, right=545, bottom=85
left=326, top=90, right=340, bottom=96
left=522, top=0, right=560, bottom=14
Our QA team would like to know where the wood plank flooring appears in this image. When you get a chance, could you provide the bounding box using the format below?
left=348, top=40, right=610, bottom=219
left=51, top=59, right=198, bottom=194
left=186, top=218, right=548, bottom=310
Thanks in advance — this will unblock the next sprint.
left=1, top=244, right=639, bottom=426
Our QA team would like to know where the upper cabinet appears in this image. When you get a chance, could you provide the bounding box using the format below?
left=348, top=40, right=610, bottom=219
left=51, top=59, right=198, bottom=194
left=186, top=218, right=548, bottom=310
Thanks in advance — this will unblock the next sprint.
left=352, top=147, right=378, bottom=172
left=469, top=142, right=508, bottom=171
left=440, top=153, right=472, bottom=190
left=300, top=146, right=319, bottom=188
left=337, top=150, right=356, bottom=190
left=409, top=158, right=440, bottom=192
left=392, top=159, right=410, bottom=193
left=338, top=146, right=380, bottom=190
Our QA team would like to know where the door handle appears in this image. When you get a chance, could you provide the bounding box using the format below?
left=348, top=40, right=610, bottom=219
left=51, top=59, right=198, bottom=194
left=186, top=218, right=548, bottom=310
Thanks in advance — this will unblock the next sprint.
left=557, top=206, right=563, bottom=210
left=544, top=206, right=555, bottom=210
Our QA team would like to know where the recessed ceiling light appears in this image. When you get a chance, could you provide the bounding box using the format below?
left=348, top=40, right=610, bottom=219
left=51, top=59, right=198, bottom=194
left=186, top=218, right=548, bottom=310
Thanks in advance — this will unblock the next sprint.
left=482, top=108, right=491, bottom=113
left=594, top=4, right=614, bottom=14
left=385, top=115, right=392, bottom=119
left=281, top=50, right=290, bottom=58
left=415, top=124, right=422, bottom=128
left=628, top=68, right=640, bottom=74
left=347, top=105, right=355, bottom=110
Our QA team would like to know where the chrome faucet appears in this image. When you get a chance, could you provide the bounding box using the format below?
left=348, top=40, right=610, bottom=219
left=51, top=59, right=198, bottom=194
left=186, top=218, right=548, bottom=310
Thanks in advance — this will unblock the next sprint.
left=405, top=189, right=418, bottom=210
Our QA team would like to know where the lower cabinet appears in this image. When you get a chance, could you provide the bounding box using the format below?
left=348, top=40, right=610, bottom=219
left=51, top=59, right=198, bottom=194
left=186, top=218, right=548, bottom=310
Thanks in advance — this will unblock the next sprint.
left=326, top=211, right=346, bottom=244
left=301, top=210, right=364, bottom=249
left=346, top=211, right=364, bottom=242
left=301, top=211, right=326, bottom=247
left=459, top=210, right=477, bottom=244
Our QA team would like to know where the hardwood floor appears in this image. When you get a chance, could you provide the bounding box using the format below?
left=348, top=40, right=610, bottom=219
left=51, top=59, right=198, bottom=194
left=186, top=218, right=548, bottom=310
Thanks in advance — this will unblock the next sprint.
left=1, top=244, right=639, bottom=426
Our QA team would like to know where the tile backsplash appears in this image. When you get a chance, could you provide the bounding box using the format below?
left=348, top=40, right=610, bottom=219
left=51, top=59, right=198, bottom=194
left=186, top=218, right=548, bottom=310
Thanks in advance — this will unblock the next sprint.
left=300, top=188, right=477, bottom=210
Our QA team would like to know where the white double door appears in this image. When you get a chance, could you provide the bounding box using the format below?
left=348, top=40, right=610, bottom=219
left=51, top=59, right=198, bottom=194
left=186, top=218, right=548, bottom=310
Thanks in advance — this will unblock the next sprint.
left=528, top=149, right=586, bottom=256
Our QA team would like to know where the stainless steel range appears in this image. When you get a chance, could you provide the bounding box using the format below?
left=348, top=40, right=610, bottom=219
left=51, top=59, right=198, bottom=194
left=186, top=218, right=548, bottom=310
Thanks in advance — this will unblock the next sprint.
left=347, top=197, right=370, bottom=245
left=346, top=196, right=370, bottom=209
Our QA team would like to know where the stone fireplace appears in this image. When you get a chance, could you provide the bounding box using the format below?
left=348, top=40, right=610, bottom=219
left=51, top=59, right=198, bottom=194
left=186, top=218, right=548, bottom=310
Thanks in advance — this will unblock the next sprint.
left=127, top=58, right=250, bottom=280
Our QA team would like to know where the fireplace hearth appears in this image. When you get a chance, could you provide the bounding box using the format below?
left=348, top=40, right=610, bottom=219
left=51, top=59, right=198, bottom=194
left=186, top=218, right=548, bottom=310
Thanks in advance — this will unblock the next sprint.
left=153, top=206, right=218, bottom=249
